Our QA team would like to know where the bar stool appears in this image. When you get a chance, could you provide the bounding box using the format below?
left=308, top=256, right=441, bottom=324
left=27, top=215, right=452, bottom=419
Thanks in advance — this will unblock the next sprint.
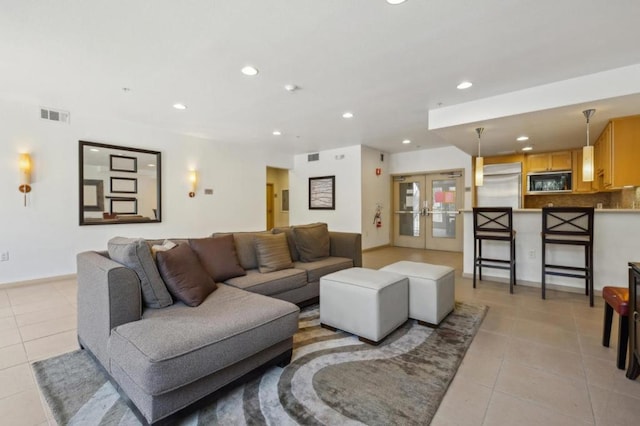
left=602, top=286, right=630, bottom=369
left=472, top=207, right=516, bottom=293
left=541, top=207, right=594, bottom=306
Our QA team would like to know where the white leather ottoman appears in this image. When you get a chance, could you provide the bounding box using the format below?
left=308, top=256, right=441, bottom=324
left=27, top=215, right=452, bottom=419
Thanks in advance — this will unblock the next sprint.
left=320, top=267, right=408, bottom=345
left=380, top=261, right=455, bottom=326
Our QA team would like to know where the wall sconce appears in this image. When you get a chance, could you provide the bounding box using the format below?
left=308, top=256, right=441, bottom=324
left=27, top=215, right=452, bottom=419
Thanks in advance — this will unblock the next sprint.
left=18, top=153, right=32, bottom=206
left=188, top=170, right=198, bottom=197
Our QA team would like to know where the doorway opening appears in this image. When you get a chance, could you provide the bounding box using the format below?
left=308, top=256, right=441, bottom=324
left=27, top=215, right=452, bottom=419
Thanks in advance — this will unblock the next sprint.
left=392, top=170, right=464, bottom=252
left=266, top=167, right=289, bottom=230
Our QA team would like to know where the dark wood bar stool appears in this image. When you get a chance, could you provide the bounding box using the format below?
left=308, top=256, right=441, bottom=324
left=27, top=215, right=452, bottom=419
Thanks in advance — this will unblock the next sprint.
left=602, top=286, right=630, bottom=369
left=472, top=207, right=516, bottom=293
left=541, top=207, right=594, bottom=306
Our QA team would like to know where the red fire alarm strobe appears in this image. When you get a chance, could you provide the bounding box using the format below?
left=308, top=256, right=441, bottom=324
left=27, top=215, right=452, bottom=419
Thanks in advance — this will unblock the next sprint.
left=375, top=168, right=382, bottom=176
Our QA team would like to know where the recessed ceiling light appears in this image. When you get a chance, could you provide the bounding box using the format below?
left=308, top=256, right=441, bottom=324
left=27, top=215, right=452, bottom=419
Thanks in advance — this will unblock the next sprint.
left=457, top=81, right=473, bottom=90
left=241, top=66, right=259, bottom=76
left=386, top=0, right=407, bottom=4
left=173, top=103, right=187, bottom=110
left=402, top=139, right=411, bottom=144
left=147, top=163, right=155, bottom=167
left=522, top=146, right=533, bottom=151
left=516, top=136, right=529, bottom=142
left=284, top=84, right=298, bottom=92
left=272, top=130, right=282, bottom=136
left=90, top=148, right=100, bottom=152
left=342, top=112, right=354, bottom=119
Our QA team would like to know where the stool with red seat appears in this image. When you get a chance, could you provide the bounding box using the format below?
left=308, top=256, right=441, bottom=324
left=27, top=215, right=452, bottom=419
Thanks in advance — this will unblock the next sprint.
left=602, top=286, right=630, bottom=369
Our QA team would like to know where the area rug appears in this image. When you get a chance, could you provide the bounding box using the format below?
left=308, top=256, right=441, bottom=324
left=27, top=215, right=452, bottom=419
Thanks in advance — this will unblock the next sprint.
left=33, top=302, right=486, bottom=425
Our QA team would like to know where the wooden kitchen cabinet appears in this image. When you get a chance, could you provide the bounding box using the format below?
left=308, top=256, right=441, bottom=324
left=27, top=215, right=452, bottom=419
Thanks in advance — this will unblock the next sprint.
left=572, top=149, right=593, bottom=193
left=594, top=115, right=640, bottom=189
left=526, top=151, right=572, bottom=172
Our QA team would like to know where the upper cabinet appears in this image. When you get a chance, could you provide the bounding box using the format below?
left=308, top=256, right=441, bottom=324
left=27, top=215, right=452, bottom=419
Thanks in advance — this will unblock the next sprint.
left=594, top=115, right=640, bottom=189
left=526, top=151, right=572, bottom=172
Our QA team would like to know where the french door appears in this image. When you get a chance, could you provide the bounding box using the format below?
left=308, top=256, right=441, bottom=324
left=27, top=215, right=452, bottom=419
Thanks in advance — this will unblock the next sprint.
left=392, top=172, right=464, bottom=251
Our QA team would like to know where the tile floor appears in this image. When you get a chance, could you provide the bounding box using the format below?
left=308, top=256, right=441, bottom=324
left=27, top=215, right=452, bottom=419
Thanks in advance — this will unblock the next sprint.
left=0, top=247, right=639, bottom=425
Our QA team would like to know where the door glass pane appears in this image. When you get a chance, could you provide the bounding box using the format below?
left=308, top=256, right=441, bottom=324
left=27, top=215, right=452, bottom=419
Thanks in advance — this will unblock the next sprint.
left=431, top=179, right=456, bottom=238
left=398, top=182, right=420, bottom=236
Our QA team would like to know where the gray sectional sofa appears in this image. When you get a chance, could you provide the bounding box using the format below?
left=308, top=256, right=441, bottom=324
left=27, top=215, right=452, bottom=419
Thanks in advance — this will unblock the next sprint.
left=77, top=223, right=361, bottom=424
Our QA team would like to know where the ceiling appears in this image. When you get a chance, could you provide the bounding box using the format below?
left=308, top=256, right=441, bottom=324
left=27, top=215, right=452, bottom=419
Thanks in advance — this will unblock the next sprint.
left=2, top=0, right=640, bottom=157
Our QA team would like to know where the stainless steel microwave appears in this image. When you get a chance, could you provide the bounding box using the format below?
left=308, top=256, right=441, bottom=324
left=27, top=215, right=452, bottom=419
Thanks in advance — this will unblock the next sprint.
left=527, top=171, right=572, bottom=193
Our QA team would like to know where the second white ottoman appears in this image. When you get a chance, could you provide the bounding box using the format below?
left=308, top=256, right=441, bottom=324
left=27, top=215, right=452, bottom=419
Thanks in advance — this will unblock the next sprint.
left=380, top=261, right=455, bottom=326
left=320, top=267, right=408, bottom=344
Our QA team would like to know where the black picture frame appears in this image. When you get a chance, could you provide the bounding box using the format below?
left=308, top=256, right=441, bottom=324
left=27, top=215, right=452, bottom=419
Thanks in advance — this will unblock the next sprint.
left=110, top=154, right=137, bottom=172
left=109, top=197, right=137, bottom=215
left=110, top=177, right=138, bottom=194
left=309, top=176, right=335, bottom=210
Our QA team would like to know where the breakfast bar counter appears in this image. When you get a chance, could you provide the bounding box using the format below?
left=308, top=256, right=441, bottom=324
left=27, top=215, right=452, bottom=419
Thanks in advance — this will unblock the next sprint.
left=462, top=209, right=640, bottom=294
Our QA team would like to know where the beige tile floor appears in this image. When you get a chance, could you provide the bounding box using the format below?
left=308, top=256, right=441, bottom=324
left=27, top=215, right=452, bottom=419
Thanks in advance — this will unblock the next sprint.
left=0, top=247, right=639, bottom=425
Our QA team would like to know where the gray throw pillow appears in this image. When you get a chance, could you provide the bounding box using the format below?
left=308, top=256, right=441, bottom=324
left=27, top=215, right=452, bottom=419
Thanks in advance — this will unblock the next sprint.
left=272, top=226, right=300, bottom=262
left=254, top=233, right=293, bottom=273
left=108, top=237, right=173, bottom=308
left=156, top=243, right=217, bottom=307
left=293, top=223, right=330, bottom=262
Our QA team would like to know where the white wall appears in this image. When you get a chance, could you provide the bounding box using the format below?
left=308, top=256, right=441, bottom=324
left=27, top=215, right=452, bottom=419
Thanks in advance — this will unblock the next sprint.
left=389, top=146, right=473, bottom=209
left=0, top=98, right=292, bottom=285
left=289, top=145, right=362, bottom=233
left=361, top=146, right=391, bottom=250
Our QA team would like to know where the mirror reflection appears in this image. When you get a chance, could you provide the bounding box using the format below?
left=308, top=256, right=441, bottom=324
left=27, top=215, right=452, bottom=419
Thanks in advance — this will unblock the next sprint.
left=79, top=141, right=161, bottom=225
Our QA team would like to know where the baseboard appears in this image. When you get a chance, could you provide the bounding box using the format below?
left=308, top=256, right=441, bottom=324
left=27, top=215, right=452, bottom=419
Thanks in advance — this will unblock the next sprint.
left=362, top=244, right=391, bottom=253
left=0, top=273, right=77, bottom=289
left=461, top=272, right=601, bottom=296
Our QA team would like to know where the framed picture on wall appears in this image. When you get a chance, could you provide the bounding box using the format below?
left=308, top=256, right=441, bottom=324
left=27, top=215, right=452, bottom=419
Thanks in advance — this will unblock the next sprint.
left=110, top=154, right=137, bottom=173
left=282, top=189, right=289, bottom=212
left=109, top=197, right=137, bottom=215
left=110, top=177, right=138, bottom=194
left=309, top=176, right=335, bottom=210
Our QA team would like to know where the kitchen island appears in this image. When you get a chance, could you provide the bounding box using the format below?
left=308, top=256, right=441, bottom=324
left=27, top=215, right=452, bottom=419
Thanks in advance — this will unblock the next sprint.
left=462, top=209, right=640, bottom=295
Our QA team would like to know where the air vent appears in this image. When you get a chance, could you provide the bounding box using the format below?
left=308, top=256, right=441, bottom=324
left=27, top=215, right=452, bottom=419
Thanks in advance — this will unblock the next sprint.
left=307, top=153, right=319, bottom=162
left=40, top=107, right=70, bottom=123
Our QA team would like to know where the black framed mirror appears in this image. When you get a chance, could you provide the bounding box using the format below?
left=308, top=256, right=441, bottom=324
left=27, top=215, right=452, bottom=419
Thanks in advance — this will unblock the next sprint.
left=79, top=141, right=161, bottom=225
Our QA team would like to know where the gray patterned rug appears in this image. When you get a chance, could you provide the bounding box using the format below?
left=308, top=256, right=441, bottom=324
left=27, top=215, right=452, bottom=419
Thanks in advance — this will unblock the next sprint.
left=33, top=302, right=486, bottom=425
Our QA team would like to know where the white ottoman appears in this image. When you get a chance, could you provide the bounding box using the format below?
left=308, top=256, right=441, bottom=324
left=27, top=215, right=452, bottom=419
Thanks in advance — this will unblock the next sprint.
left=380, top=261, right=455, bottom=326
left=320, top=267, right=408, bottom=344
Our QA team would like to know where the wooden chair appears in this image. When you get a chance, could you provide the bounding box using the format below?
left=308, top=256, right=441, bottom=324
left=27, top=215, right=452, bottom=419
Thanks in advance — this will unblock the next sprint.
left=472, top=207, right=516, bottom=293
left=602, top=286, right=630, bottom=369
left=541, top=207, right=594, bottom=306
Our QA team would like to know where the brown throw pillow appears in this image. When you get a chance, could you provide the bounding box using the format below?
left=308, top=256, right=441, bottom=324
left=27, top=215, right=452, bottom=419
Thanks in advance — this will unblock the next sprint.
left=254, top=233, right=293, bottom=273
left=189, top=235, right=246, bottom=281
left=293, top=223, right=330, bottom=262
left=156, top=243, right=216, bottom=307
left=272, top=227, right=300, bottom=262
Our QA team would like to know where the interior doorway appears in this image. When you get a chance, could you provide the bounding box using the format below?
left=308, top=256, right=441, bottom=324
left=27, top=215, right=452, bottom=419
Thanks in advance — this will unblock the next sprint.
left=392, top=171, right=464, bottom=252
left=266, top=167, right=290, bottom=230
left=266, top=183, right=274, bottom=230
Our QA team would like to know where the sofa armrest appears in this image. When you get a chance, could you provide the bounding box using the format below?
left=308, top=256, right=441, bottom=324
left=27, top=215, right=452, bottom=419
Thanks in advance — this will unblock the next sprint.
left=329, top=232, right=362, bottom=267
left=77, top=251, right=142, bottom=370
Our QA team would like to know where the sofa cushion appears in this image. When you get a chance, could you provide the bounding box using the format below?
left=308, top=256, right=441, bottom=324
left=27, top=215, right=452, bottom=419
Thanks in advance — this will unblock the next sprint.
left=213, top=232, right=269, bottom=270
left=293, top=223, right=330, bottom=262
left=156, top=243, right=217, bottom=307
left=109, top=285, right=299, bottom=396
left=254, top=233, right=293, bottom=273
left=189, top=235, right=246, bottom=282
left=272, top=227, right=300, bottom=262
left=224, top=268, right=307, bottom=296
left=293, top=257, right=354, bottom=283
left=108, top=237, right=173, bottom=309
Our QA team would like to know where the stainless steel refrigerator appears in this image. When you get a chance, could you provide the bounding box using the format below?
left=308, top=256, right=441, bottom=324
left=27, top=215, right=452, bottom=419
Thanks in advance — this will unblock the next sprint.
left=476, top=162, right=522, bottom=209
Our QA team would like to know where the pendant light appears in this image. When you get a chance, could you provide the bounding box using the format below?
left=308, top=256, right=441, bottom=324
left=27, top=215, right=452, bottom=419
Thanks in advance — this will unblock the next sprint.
left=475, top=127, right=484, bottom=186
left=582, top=109, right=595, bottom=182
